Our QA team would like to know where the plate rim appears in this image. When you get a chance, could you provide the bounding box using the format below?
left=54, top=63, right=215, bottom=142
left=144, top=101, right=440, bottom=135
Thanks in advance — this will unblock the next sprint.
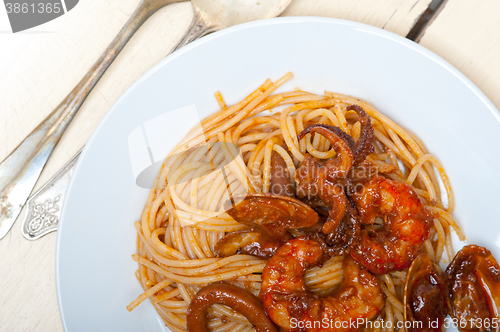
left=55, top=15, right=500, bottom=331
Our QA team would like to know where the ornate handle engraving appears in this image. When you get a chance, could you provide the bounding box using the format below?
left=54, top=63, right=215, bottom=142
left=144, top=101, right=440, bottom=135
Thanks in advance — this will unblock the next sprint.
left=21, top=151, right=81, bottom=240
left=28, top=195, right=61, bottom=233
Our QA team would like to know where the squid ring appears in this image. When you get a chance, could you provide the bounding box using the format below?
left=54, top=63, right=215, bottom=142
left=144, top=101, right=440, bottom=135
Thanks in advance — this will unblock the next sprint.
left=187, top=283, right=278, bottom=332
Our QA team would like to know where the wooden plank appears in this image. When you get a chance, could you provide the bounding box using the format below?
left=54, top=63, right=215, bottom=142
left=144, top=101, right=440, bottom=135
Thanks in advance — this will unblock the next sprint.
left=419, top=0, right=500, bottom=110
left=283, top=0, right=432, bottom=36
left=406, top=0, right=446, bottom=41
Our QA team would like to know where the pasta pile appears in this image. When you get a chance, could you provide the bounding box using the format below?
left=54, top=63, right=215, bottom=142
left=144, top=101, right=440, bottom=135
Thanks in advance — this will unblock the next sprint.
left=128, top=72, right=463, bottom=332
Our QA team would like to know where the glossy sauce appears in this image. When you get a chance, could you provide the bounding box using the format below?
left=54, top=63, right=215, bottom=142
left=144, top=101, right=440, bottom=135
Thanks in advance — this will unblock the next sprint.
left=405, top=254, right=447, bottom=332
left=224, top=193, right=319, bottom=240
left=270, top=151, right=294, bottom=197
left=214, top=229, right=283, bottom=259
left=446, top=245, right=500, bottom=332
left=186, top=283, right=278, bottom=332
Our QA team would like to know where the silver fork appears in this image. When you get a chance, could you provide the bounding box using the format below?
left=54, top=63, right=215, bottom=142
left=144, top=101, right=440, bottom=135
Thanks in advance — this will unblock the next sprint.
left=0, top=0, right=185, bottom=241
left=20, top=0, right=295, bottom=240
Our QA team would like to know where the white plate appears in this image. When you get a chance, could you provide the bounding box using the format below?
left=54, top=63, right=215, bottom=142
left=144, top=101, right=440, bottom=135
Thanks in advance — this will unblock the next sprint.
left=56, top=17, right=500, bottom=332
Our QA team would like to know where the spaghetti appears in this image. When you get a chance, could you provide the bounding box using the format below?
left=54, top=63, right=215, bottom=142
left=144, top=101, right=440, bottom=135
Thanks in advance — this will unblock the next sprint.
left=128, top=72, right=463, bottom=332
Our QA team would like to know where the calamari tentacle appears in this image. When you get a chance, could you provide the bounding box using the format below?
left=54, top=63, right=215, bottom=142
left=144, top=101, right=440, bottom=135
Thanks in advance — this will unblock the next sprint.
left=346, top=105, right=375, bottom=165
left=298, top=123, right=354, bottom=179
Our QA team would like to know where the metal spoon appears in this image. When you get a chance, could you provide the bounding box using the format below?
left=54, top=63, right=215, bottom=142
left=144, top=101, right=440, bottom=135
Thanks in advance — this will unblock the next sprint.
left=172, top=0, right=294, bottom=51
left=0, top=0, right=185, bottom=241
left=19, top=0, right=295, bottom=240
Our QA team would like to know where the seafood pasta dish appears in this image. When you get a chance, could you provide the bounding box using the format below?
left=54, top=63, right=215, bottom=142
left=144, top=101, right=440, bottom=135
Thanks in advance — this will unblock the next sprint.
left=127, top=72, right=500, bottom=332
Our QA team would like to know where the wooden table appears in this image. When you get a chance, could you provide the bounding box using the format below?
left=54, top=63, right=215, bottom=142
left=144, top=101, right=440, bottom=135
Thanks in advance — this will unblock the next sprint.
left=0, top=0, right=499, bottom=330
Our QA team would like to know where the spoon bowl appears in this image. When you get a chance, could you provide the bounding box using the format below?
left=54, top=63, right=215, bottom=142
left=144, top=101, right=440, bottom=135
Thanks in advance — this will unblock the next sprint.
left=172, top=0, right=294, bottom=51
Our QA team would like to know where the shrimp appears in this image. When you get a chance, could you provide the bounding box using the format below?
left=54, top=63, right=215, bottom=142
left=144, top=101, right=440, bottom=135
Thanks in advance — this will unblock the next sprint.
left=350, top=176, right=435, bottom=275
left=260, top=237, right=385, bottom=332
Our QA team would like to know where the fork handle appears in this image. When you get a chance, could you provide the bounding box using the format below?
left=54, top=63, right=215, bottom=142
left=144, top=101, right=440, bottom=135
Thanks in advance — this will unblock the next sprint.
left=13, top=0, right=166, bottom=167
left=0, top=0, right=171, bottom=238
